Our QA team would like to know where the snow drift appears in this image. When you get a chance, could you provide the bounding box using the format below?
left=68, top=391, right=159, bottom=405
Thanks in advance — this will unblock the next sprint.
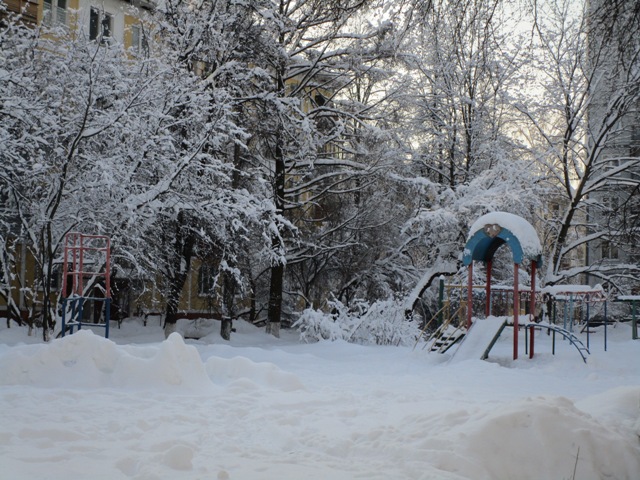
left=0, top=322, right=639, bottom=480
left=0, top=330, right=301, bottom=393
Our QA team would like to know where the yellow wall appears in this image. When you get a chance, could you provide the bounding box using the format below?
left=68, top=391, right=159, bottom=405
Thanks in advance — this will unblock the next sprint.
left=123, top=13, right=136, bottom=50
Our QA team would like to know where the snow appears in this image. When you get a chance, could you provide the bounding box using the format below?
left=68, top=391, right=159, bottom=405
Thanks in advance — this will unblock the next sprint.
left=451, top=316, right=506, bottom=362
left=541, top=285, right=607, bottom=302
left=542, top=284, right=605, bottom=296
left=617, top=296, right=640, bottom=301
left=468, top=211, right=542, bottom=258
left=1, top=318, right=639, bottom=480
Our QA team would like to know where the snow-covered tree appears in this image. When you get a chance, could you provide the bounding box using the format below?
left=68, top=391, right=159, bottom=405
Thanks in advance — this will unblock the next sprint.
left=386, top=0, right=544, bottom=315
left=515, top=0, right=640, bottom=290
left=243, top=0, right=414, bottom=335
left=0, top=9, right=275, bottom=339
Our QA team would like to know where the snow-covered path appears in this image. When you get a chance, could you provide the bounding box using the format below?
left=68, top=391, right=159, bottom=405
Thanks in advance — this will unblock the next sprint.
left=1, top=319, right=639, bottom=480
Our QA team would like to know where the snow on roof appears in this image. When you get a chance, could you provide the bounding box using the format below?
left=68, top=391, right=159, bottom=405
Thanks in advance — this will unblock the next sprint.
left=492, top=284, right=532, bottom=291
left=541, top=285, right=606, bottom=301
left=541, top=284, right=604, bottom=295
left=616, top=295, right=640, bottom=301
left=468, top=211, right=542, bottom=258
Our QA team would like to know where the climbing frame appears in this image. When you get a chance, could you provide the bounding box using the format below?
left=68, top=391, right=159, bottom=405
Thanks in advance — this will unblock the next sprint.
left=60, top=233, right=112, bottom=338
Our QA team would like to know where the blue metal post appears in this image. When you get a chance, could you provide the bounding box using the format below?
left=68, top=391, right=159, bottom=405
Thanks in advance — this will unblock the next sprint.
left=586, top=295, right=590, bottom=350
left=568, top=294, right=574, bottom=333
left=438, top=277, right=444, bottom=326
left=67, top=299, right=72, bottom=334
left=105, top=298, right=111, bottom=339
left=61, top=298, right=67, bottom=337
left=604, top=300, right=607, bottom=352
left=70, top=298, right=77, bottom=334
left=78, top=298, right=84, bottom=331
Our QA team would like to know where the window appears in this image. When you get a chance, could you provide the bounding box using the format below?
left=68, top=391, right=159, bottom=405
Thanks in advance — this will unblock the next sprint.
left=601, top=240, right=619, bottom=260
left=43, top=0, right=67, bottom=26
left=602, top=195, right=619, bottom=214
left=89, top=8, right=99, bottom=40
left=130, top=24, right=148, bottom=55
left=49, top=264, right=62, bottom=291
left=102, top=13, right=113, bottom=40
left=631, top=124, right=640, bottom=158
left=198, top=264, right=217, bottom=296
left=131, top=24, right=140, bottom=50
left=89, top=8, right=113, bottom=43
left=604, top=158, right=620, bottom=171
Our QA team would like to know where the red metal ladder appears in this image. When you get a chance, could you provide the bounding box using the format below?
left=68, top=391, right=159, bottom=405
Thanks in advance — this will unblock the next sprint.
left=60, top=233, right=112, bottom=338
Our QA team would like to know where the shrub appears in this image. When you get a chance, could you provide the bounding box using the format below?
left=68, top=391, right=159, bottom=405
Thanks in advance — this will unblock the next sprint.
left=293, top=298, right=420, bottom=346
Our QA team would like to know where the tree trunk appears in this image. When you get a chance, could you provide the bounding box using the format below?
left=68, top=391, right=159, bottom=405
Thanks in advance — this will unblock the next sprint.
left=164, top=275, right=185, bottom=336
left=164, top=321, right=178, bottom=337
left=266, top=120, right=286, bottom=337
left=267, top=263, right=283, bottom=338
left=404, top=261, right=459, bottom=318
left=164, top=261, right=187, bottom=337
left=163, top=212, right=195, bottom=338
left=249, top=276, right=257, bottom=323
left=220, top=318, right=232, bottom=340
left=0, top=244, right=23, bottom=328
left=39, top=243, right=56, bottom=341
left=220, top=142, right=243, bottom=341
left=220, top=270, right=236, bottom=341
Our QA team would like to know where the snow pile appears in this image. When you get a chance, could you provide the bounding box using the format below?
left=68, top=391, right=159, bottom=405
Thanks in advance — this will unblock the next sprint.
left=205, top=356, right=305, bottom=392
left=175, top=317, right=219, bottom=338
left=468, top=211, right=542, bottom=257
left=0, top=330, right=211, bottom=390
left=0, top=329, right=302, bottom=393
left=577, top=386, right=640, bottom=432
left=429, top=394, right=640, bottom=480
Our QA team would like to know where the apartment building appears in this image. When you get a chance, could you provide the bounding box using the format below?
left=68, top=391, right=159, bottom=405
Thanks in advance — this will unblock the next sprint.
left=4, top=0, right=153, bottom=52
left=585, top=1, right=640, bottom=291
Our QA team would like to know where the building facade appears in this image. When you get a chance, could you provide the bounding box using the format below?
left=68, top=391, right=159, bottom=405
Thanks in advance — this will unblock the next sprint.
left=4, top=0, right=152, bottom=51
left=585, top=1, right=640, bottom=292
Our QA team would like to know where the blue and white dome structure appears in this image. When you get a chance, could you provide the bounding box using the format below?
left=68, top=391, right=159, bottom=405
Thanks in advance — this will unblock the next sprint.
left=462, top=212, right=543, bottom=360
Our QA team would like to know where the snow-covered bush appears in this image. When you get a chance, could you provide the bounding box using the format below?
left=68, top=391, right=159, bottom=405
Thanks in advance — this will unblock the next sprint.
left=175, top=318, right=218, bottom=339
left=294, top=298, right=420, bottom=346
left=293, top=309, right=351, bottom=343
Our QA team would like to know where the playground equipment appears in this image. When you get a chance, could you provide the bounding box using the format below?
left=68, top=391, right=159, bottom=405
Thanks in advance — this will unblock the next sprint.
left=541, top=285, right=609, bottom=351
left=59, top=232, right=112, bottom=338
left=613, top=295, right=640, bottom=340
left=462, top=212, right=543, bottom=360
left=417, top=212, right=621, bottom=363
left=417, top=282, right=532, bottom=354
left=523, top=322, right=589, bottom=363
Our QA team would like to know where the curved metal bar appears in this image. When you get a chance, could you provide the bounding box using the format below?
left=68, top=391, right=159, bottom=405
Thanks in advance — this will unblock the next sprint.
left=525, top=322, right=589, bottom=363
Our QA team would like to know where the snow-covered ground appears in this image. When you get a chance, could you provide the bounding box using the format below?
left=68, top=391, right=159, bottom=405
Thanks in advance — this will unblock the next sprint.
left=1, top=317, right=639, bottom=480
